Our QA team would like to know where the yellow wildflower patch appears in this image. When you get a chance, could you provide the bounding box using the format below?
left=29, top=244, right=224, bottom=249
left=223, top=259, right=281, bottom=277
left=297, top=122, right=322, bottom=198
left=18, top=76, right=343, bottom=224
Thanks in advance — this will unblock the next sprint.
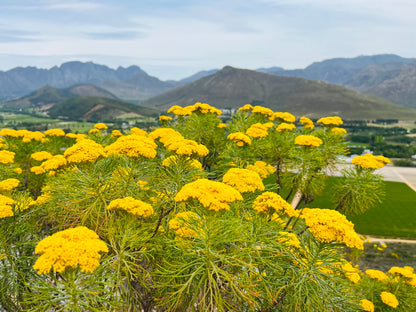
left=107, top=197, right=154, bottom=217
left=222, top=168, right=264, bottom=193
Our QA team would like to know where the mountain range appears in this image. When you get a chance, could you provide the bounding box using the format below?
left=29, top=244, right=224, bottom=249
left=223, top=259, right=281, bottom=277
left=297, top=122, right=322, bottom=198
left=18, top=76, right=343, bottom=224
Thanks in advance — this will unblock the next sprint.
left=1, top=54, right=416, bottom=120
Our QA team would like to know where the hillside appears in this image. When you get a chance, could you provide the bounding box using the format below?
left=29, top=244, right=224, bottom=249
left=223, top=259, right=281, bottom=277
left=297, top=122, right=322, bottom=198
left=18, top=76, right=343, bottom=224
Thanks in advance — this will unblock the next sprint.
left=2, top=84, right=118, bottom=110
left=140, top=66, right=416, bottom=120
left=47, top=96, right=160, bottom=121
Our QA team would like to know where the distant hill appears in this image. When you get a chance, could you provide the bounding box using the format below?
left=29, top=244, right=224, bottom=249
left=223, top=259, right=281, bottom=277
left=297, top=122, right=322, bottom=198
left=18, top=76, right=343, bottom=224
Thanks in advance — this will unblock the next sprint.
left=48, top=96, right=160, bottom=121
left=0, top=61, right=175, bottom=101
left=140, top=66, right=416, bottom=120
left=2, top=84, right=118, bottom=110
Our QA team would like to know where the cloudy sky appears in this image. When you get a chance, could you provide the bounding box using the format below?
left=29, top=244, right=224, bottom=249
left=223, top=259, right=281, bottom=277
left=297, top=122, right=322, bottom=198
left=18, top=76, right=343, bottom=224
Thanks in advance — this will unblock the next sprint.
left=0, top=0, right=415, bottom=80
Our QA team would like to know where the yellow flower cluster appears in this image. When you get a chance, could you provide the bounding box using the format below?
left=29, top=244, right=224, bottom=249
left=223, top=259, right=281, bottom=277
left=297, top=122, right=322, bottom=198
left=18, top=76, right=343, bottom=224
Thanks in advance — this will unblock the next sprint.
left=162, top=155, right=202, bottom=169
left=105, top=135, right=157, bottom=159
left=351, top=153, right=389, bottom=169
left=33, top=226, right=108, bottom=274
left=360, top=299, right=375, bottom=312
left=299, top=208, right=363, bottom=249
left=0, top=150, right=15, bottom=164
left=22, top=130, right=46, bottom=142
left=246, top=161, right=276, bottom=178
left=166, top=139, right=209, bottom=157
left=159, top=115, right=173, bottom=122
left=222, top=168, right=265, bottom=193
left=0, top=178, right=20, bottom=192
left=217, top=123, right=227, bottom=129
left=64, top=139, right=106, bottom=163
left=0, top=128, right=19, bottom=137
left=294, top=135, right=323, bottom=147
left=174, top=179, right=243, bottom=211
left=299, top=117, right=314, bottom=129
left=31, top=151, right=54, bottom=162
left=238, top=104, right=254, bottom=112
left=317, top=116, right=343, bottom=127
left=341, top=262, right=361, bottom=284
left=251, top=106, right=274, bottom=119
left=94, top=123, right=108, bottom=130
left=44, top=128, right=66, bottom=136
left=388, top=266, right=414, bottom=278
left=130, top=127, right=148, bottom=136
left=380, top=291, right=399, bottom=308
left=168, top=211, right=202, bottom=238
left=66, top=133, right=87, bottom=141
left=89, top=128, right=100, bottom=135
left=277, top=231, right=301, bottom=249
left=0, top=195, right=16, bottom=218
left=253, top=192, right=296, bottom=216
left=167, top=105, right=192, bottom=116
left=227, top=132, right=252, bottom=146
left=276, top=123, right=296, bottom=132
left=111, top=129, right=123, bottom=137
left=246, top=123, right=269, bottom=138
left=149, top=127, right=183, bottom=144
left=185, top=102, right=222, bottom=115
left=40, top=155, right=67, bottom=172
left=365, top=269, right=388, bottom=281
left=274, top=112, right=296, bottom=123
left=331, top=127, right=347, bottom=135
left=107, top=197, right=154, bottom=217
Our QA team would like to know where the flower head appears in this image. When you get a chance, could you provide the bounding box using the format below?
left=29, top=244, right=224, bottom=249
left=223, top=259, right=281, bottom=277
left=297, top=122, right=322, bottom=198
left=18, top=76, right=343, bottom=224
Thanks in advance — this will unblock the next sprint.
left=246, top=161, right=276, bottom=178
left=107, top=197, right=154, bottom=217
left=94, top=123, right=108, bottom=130
left=274, top=112, right=296, bottom=123
left=299, top=117, right=314, bottom=129
left=167, top=105, right=192, bottom=116
left=294, top=135, right=323, bottom=148
left=0, top=150, right=15, bottom=164
left=253, top=192, right=296, bottom=216
left=365, top=269, right=388, bottom=281
left=351, top=154, right=387, bottom=169
left=33, top=226, right=108, bottom=274
left=380, top=291, right=399, bottom=308
left=0, top=178, right=20, bottom=192
left=166, top=139, right=209, bottom=157
left=251, top=106, right=274, bottom=119
left=175, top=179, right=243, bottom=211
left=276, top=123, right=296, bottom=132
left=169, top=211, right=202, bottom=238
left=317, top=116, right=343, bottom=127
left=238, top=104, right=254, bottom=112
left=331, top=127, right=347, bottom=135
left=64, top=139, right=106, bottom=163
left=44, top=128, right=66, bottom=136
left=31, top=151, right=54, bottom=162
left=246, top=123, right=269, bottom=138
left=159, top=115, right=173, bottom=122
left=222, top=168, right=264, bottom=193
left=360, top=299, right=374, bottom=312
left=105, top=135, right=157, bottom=159
left=227, top=132, right=251, bottom=147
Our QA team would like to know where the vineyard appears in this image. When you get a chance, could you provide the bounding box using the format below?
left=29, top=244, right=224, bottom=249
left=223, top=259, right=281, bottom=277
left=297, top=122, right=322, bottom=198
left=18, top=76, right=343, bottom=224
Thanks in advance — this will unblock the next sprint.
left=0, top=103, right=415, bottom=311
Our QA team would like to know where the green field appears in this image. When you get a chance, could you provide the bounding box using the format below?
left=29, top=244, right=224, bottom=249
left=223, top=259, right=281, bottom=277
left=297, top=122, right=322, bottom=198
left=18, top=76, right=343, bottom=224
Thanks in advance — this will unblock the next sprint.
left=308, top=177, right=416, bottom=238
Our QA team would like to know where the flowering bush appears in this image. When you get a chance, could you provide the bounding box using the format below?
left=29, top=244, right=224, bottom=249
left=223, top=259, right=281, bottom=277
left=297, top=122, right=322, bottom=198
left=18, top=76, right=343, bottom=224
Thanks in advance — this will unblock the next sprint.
left=0, top=104, right=414, bottom=311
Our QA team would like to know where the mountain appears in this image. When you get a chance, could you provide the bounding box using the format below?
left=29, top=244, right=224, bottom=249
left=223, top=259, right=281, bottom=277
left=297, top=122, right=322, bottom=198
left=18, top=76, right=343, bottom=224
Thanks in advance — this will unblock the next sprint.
left=140, top=66, right=416, bottom=120
left=47, top=96, right=159, bottom=121
left=261, top=54, right=416, bottom=85
left=176, top=69, right=219, bottom=86
left=2, top=84, right=118, bottom=110
left=0, top=61, right=173, bottom=101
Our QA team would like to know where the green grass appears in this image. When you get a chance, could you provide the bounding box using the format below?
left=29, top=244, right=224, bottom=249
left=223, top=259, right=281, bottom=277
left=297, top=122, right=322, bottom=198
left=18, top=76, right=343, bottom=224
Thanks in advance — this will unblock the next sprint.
left=308, top=177, right=416, bottom=238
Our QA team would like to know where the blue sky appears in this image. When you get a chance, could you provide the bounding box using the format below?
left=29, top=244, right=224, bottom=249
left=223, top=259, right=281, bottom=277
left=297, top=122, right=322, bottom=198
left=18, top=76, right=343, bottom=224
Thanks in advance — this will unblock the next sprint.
left=0, top=0, right=415, bottom=80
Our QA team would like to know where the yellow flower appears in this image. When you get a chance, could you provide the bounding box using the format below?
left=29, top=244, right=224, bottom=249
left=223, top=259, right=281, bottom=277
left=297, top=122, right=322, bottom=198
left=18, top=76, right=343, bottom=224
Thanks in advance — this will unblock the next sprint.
left=227, top=132, right=252, bottom=146
left=159, top=115, right=173, bottom=122
left=149, top=128, right=184, bottom=145
left=246, top=161, right=276, bottom=178
left=217, top=123, right=227, bottom=129
left=331, top=127, right=347, bottom=135
left=222, top=168, right=265, bottom=193
left=294, top=135, right=323, bottom=147
left=238, top=104, right=254, bottom=112
left=111, top=129, right=123, bottom=137
left=33, top=226, right=108, bottom=274
left=40, top=155, right=67, bottom=171
left=167, top=105, right=192, bottom=116
left=174, top=179, right=243, bottom=211
left=376, top=155, right=391, bottom=164
left=0, top=194, right=17, bottom=206
left=44, top=128, right=66, bottom=136
left=0, top=205, right=14, bottom=218
left=0, top=178, right=20, bottom=192
left=351, top=154, right=386, bottom=169
left=89, top=128, right=100, bottom=135
left=13, top=168, right=22, bottom=174
left=130, top=127, right=148, bottom=136
left=388, top=266, right=414, bottom=278
left=31, top=151, right=54, bottom=162
left=299, top=116, right=314, bottom=129
left=317, top=116, right=343, bottom=127
left=0, top=150, right=15, bottom=164
left=186, top=102, right=222, bottom=115
left=0, top=128, right=19, bottom=137
left=169, top=211, right=202, bottom=238
left=253, top=192, right=296, bottom=216
left=360, top=299, right=374, bottom=312
left=22, top=131, right=45, bottom=142
left=276, top=123, right=296, bottom=132
left=166, top=139, right=209, bottom=157
left=299, top=208, right=363, bottom=249
left=274, top=112, right=296, bottom=123
left=31, top=166, right=46, bottom=175
left=107, top=197, right=154, bottom=217
left=105, top=135, right=157, bottom=159
left=251, top=106, right=274, bottom=119
left=64, top=139, right=106, bottom=163
left=94, top=123, right=108, bottom=130
left=365, top=269, right=388, bottom=281
left=341, top=262, right=361, bottom=283
left=162, top=155, right=202, bottom=169
left=246, top=123, right=269, bottom=138
left=380, top=291, right=399, bottom=308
